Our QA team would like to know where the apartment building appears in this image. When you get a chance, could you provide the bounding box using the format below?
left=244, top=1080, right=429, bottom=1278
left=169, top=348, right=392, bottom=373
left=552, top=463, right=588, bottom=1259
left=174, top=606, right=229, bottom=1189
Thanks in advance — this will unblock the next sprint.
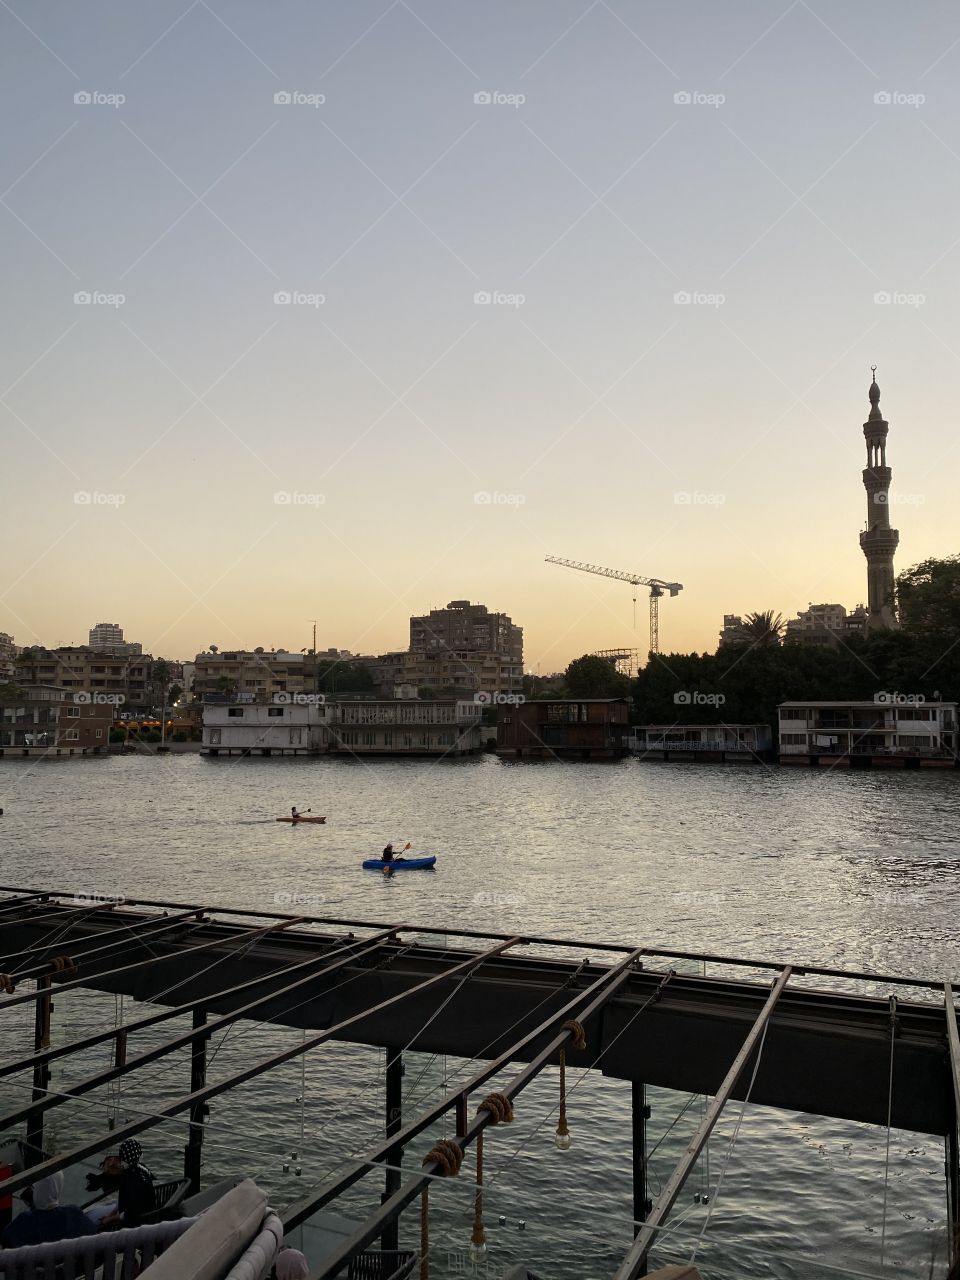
left=784, top=603, right=868, bottom=646
left=0, top=685, right=114, bottom=755
left=497, top=699, right=629, bottom=759
left=778, top=700, right=958, bottom=767
left=88, top=622, right=143, bottom=656
left=0, top=633, right=17, bottom=683
left=15, top=648, right=151, bottom=708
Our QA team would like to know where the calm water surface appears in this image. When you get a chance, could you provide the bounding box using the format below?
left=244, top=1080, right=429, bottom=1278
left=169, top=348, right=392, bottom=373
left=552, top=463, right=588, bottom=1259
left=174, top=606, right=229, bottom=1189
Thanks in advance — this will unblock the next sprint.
left=0, top=754, right=957, bottom=1278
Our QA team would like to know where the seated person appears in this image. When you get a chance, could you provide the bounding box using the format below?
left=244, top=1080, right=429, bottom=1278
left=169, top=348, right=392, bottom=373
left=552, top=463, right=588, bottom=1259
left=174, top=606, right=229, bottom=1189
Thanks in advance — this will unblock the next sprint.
left=382, top=842, right=395, bottom=862
left=96, top=1140, right=155, bottom=1230
left=84, top=1154, right=122, bottom=1225
left=1, top=1171, right=96, bottom=1248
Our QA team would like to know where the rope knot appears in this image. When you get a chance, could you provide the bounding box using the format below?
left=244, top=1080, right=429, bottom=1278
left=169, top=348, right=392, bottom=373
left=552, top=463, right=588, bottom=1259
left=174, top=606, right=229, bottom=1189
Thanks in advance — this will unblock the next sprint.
left=0, top=974, right=15, bottom=994
left=477, top=1092, right=514, bottom=1124
left=50, top=956, right=78, bottom=980
left=422, top=1138, right=463, bottom=1177
left=562, top=1019, right=587, bottom=1050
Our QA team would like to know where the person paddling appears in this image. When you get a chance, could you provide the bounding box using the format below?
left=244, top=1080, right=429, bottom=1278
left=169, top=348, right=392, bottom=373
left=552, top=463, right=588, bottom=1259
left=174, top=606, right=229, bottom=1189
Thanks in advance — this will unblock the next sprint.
left=382, top=842, right=395, bottom=863
left=291, top=806, right=300, bottom=819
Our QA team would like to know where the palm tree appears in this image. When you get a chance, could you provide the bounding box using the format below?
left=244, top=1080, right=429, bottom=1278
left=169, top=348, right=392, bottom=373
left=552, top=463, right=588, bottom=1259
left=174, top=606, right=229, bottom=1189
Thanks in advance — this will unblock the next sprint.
left=741, top=610, right=785, bottom=645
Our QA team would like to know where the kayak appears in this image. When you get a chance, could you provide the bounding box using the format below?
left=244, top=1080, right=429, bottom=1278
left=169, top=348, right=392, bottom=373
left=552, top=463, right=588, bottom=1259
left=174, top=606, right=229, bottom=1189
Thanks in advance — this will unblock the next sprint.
left=362, top=856, right=437, bottom=871
left=276, top=816, right=326, bottom=824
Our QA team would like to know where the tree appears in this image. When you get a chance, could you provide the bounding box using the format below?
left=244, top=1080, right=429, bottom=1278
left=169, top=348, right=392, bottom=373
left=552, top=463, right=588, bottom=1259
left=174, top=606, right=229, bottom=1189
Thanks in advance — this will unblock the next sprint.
left=563, top=655, right=632, bottom=699
left=897, top=556, right=960, bottom=639
left=0, top=682, right=24, bottom=702
left=740, top=611, right=785, bottom=646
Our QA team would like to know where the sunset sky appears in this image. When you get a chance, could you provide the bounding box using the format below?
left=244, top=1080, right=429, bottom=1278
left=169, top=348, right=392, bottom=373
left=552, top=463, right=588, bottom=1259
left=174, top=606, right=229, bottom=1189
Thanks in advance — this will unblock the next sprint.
left=2, top=1, right=960, bottom=671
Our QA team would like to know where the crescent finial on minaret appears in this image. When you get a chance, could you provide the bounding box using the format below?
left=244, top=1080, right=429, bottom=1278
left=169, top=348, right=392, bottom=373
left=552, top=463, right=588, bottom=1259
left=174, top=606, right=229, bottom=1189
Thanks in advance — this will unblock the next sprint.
left=868, top=365, right=881, bottom=417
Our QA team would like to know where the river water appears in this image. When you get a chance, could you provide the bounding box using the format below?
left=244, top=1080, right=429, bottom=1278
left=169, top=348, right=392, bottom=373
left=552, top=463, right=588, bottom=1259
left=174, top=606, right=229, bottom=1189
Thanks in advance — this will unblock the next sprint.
left=0, top=752, right=957, bottom=1278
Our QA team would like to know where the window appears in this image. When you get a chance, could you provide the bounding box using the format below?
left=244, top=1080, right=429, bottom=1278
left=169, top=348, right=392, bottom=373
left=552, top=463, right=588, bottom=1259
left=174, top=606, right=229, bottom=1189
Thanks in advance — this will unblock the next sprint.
left=95, top=729, right=102, bottom=739
left=228, top=708, right=243, bottom=718
left=67, top=707, right=80, bottom=718
left=268, top=707, right=284, bottom=717
left=63, top=728, right=79, bottom=741
left=209, top=729, right=221, bottom=744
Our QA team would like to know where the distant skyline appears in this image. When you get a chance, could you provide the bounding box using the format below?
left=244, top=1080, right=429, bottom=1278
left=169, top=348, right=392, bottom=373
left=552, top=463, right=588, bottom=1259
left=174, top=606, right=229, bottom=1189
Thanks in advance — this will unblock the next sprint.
left=3, top=1, right=960, bottom=670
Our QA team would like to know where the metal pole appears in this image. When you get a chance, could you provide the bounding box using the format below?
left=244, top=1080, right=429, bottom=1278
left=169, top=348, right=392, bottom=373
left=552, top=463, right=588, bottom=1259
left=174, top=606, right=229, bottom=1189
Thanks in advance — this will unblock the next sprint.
left=614, top=966, right=791, bottom=1280
left=26, top=976, right=52, bottom=1165
left=382, top=1047, right=403, bottom=1253
left=945, top=984, right=960, bottom=1266
left=184, top=1007, right=208, bottom=1193
left=631, top=1080, right=651, bottom=1249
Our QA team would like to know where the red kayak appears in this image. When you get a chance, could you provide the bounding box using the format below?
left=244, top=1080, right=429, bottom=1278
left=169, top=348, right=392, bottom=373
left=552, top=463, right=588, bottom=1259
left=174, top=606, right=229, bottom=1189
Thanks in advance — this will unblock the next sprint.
left=276, top=815, right=326, bottom=824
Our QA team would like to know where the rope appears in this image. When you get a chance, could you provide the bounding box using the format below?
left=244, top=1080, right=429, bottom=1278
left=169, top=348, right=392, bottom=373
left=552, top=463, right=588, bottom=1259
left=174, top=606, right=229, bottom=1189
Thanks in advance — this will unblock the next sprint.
left=562, top=1019, right=587, bottom=1050
left=50, top=955, right=78, bottom=978
left=879, top=996, right=897, bottom=1266
left=0, top=973, right=14, bottom=993
left=476, top=1092, right=513, bottom=1124
left=421, top=1138, right=463, bottom=1177
left=470, top=1131, right=485, bottom=1250
left=557, top=1046, right=570, bottom=1142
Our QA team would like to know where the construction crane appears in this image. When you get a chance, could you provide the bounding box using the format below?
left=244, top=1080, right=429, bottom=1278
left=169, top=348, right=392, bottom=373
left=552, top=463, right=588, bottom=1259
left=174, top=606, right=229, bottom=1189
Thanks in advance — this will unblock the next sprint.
left=545, top=556, right=683, bottom=656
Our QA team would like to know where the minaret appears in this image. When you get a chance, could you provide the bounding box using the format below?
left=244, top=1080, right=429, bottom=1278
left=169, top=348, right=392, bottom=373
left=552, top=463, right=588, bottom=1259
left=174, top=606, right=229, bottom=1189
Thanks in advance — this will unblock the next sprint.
left=859, top=367, right=899, bottom=629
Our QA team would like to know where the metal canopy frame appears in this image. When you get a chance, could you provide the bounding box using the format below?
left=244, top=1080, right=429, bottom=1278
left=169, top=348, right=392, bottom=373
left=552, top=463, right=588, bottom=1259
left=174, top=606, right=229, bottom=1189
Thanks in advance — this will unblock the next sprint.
left=0, top=888, right=956, bottom=1278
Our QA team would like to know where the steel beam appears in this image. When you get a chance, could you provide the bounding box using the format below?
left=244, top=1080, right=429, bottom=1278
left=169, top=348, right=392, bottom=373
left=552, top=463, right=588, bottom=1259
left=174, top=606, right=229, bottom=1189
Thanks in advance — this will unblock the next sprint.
left=613, top=966, right=792, bottom=1280
left=382, top=1047, right=403, bottom=1253
left=945, top=983, right=960, bottom=1264
left=184, top=1008, right=208, bottom=1194
left=632, top=1081, right=651, bottom=1242
left=26, top=976, right=52, bottom=1165
left=0, top=937, right=522, bottom=1198
left=308, top=952, right=649, bottom=1278
left=283, top=948, right=646, bottom=1233
left=0, top=927, right=404, bottom=1134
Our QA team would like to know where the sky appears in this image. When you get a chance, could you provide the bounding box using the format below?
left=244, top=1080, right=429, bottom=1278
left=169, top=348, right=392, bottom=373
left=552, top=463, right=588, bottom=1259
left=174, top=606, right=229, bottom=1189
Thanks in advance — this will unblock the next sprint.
left=2, top=0, right=960, bottom=672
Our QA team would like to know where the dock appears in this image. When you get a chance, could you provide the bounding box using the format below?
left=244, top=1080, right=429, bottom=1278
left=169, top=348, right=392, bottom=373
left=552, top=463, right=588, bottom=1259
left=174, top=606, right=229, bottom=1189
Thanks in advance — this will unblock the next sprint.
left=0, top=888, right=957, bottom=1277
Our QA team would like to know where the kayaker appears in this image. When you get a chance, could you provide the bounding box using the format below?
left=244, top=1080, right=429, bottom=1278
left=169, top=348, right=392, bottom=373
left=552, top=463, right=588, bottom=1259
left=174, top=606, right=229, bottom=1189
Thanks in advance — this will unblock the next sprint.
left=382, top=842, right=395, bottom=863
left=291, top=806, right=300, bottom=819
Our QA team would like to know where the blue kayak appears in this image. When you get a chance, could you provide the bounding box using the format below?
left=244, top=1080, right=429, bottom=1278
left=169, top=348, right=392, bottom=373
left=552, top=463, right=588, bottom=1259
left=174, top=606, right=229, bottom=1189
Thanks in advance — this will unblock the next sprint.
left=362, top=856, right=437, bottom=871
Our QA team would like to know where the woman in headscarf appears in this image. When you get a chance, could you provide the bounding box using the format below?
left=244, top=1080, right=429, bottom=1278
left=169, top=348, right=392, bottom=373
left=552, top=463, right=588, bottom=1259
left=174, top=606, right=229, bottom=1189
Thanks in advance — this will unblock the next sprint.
left=275, top=1247, right=310, bottom=1279
left=1, top=1171, right=96, bottom=1247
left=98, top=1140, right=155, bottom=1229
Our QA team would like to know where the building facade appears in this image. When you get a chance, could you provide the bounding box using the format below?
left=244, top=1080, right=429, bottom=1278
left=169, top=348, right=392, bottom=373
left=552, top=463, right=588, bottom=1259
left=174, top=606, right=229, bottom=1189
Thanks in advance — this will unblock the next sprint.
left=497, top=699, right=629, bottom=758
left=87, top=622, right=143, bottom=656
left=15, top=648, right=151, bottom=709
left=626, top=724, right=772, bottom=761
left=859, top=370, right=900, bottom=630
left=202, top=696, right=483, bottom=757
left=0, top=685, right=113, bottom=755
left=778, top=701, right=957, bottom=767
left=0, top=633, right=17, bottom=683
left=784, top=603, right=868, bottom=646
left=194, top=651, right=317, bottom=701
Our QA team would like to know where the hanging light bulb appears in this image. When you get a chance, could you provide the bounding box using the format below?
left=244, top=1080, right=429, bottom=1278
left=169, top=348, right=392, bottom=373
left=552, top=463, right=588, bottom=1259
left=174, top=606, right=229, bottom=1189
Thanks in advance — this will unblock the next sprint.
left=468, top=1241, right=487, bottom=1263
left=554, top=1127, right=572, bottom=1151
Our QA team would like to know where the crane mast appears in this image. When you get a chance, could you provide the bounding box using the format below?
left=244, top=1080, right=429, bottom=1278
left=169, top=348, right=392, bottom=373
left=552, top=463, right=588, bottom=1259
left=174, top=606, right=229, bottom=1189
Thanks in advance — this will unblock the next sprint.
left=545, top=556, right=683, bottom=656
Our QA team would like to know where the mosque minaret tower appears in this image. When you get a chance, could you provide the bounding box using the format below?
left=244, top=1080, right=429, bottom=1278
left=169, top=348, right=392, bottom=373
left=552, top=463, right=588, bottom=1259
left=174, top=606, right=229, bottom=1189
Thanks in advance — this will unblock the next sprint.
left=859, top=367, right=899, bottom=630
